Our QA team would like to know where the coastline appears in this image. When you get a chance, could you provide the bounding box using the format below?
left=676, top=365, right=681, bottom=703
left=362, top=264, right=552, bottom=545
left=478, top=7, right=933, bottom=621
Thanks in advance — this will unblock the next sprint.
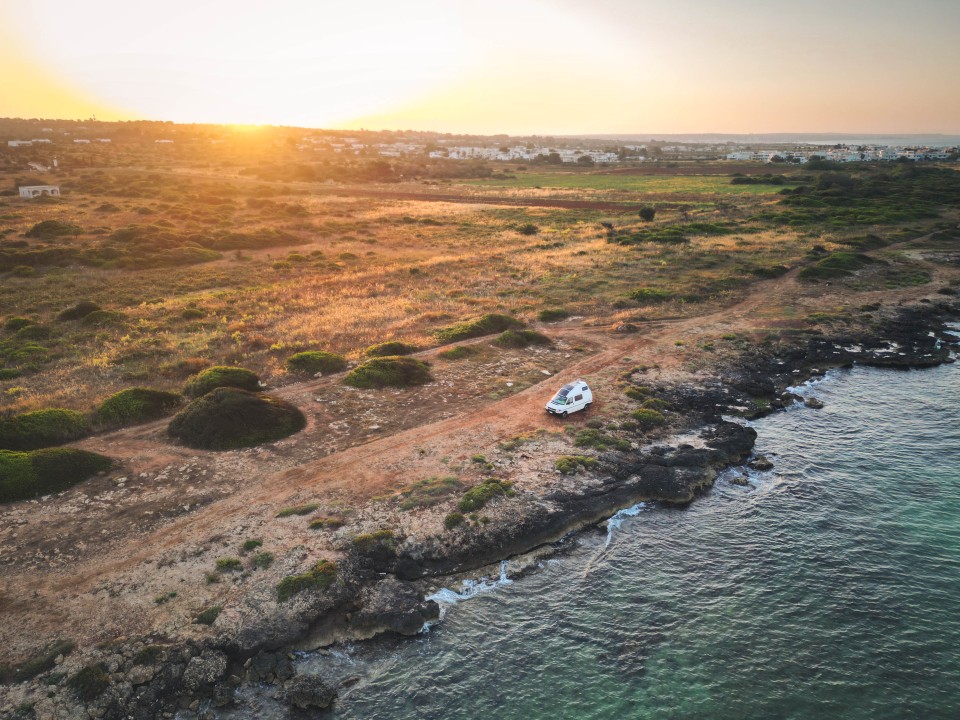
left=3, top=298, right=959, bottom=718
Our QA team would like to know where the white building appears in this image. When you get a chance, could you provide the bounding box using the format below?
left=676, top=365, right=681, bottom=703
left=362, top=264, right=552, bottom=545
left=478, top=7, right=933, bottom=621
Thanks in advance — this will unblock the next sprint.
left=73, top=139, right=91, bottom=144
left=7, top=140, right=33, bottom=147
left=19, top=185, right=61, bottom=198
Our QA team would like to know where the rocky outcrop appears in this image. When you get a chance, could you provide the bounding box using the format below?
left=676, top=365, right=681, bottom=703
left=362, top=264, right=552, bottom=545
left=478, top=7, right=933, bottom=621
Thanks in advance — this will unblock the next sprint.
left=283, top=674, right=337, bottom=711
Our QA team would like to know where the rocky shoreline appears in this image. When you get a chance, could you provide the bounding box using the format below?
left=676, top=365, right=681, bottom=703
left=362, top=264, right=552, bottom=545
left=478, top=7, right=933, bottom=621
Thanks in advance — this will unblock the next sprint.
left=4, top=299, right=959, bottom=720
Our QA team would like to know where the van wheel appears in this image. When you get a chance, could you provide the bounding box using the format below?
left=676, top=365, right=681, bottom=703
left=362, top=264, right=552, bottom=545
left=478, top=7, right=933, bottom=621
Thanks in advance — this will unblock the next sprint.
left=585, top=403, right=592, bottom=410
left=560, top=411, right=568, bottom=418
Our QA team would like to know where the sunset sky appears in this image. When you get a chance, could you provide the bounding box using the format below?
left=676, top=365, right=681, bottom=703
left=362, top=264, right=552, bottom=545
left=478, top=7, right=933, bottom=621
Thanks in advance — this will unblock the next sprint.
left=1, top=0, right=958, bottom=134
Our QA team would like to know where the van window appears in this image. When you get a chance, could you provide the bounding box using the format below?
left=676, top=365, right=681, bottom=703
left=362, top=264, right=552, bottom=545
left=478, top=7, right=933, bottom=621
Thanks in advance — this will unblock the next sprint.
left=574, top=394, right=583, bottom=402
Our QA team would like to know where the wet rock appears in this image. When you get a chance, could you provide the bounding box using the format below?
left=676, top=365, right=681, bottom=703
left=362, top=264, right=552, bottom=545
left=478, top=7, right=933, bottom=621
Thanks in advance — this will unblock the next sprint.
left=246, top=651, right=294, bottom=684
left=729, top=475, right=752, bottom=487
left=182, top=650, right=228, bottom=692
left=804, top=397, right=824, bottom=409
left=283, top=674, right=336, bottom=710
left=747, top=455, right=774, bottom=471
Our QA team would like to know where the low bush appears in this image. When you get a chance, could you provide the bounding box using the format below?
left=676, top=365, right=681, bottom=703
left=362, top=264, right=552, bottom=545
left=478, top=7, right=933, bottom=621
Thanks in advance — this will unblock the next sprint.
left=276, top=560, right=337, bottom=602
left=639, top=206, right=656, bottom=221
left=458, top=478, right=515, bottom=513
left=629, top=288, right=674, bottom=304
left=167, top=388, right=306, bottom=450
left=4, top=639, right=75, bottom=683
left=0, top=408, right=89, bottom=450
left=251, top=552, right=274, bottom=570
left=81, top=310, right=126, bottom=327
left=131, top=645, right=163, bottom=667
left=364, top=341, right=418, bottom=357
left=435, top=313, right=524, bottom=343
left=631, top=408, right=666, bottom=430
left=13, top=324, right=51, bottom=341
left=242, top=538, right=262, bottom=552
left=518, top=223, right=540, bottom=235
left=309, top=516, right=345, bottom=530
left=491, top=329, right=552, bottom=349
left=343, top=356, right=432, bottom=389
left=285, top=350, right=347, bottom=375
left=573, top=428, right=631, bottom=452
left=0, top=448, right=112, bottom=503
left=96, top=387, right=181, bottom=427
left=437, top=345, right=480, bottom=361
left=183, top=365, right=261, bottom=397
left=641, top=398, right=670, bottom=410
left=276, top=503, right=319, bottom=517
left=555, top=455, right=598, bottom=474
left=26, top=220, right=82, bottom=239
left=352, top=528, right=396, bottom=555
left=4, top=317, right=35, bottom=333
left=57, top=301, right=101, bottom=322
left=215, top=557, right=242, bottom=572
left=194, top=606, right=222, bottom=625
left=444, top=512, right=465, bottom=530
left=399, top=476, right=461, bottom=510
left=537, top=308, right=570, bottom=322
left=624, top=386, right=650, bottom=401
left=799, top=252, right=879, bottom=281
left=67, top=663, right=109, bottom=701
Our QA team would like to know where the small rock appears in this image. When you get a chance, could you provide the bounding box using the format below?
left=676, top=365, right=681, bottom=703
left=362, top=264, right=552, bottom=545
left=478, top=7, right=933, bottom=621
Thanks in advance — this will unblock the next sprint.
left=804, top=397, right=824, bottom=409
left=747, top=455, right=774, bottom=471
left=729, top=475, right=752, bottom=487
left=284, top=675, right=336, bottom=710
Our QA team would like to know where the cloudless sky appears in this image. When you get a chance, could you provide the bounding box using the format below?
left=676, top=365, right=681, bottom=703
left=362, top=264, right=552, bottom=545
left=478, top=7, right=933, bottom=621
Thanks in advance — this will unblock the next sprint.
left=1, top=0, right=958, bottom=134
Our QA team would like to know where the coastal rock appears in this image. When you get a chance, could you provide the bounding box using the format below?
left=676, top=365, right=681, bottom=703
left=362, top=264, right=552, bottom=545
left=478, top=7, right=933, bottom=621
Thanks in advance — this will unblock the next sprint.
left=804, top=397, right=824, bottom=409
left=182, top=651, right=228, bottom=692
left=246, top=651, right=294, bottom=684
left=283, top=674, right=336, bottom=710
left=350, top=578, right=440, bottom=637
left=747, top=455, right=774, bottom=471
left=127, top=664, right=157, bottom=686
left=729, top=475, right=751, bottom=487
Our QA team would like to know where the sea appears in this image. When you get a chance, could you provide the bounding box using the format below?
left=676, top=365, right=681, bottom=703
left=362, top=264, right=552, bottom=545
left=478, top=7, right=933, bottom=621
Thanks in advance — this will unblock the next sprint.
left=238, top=360, right=960, bottom=719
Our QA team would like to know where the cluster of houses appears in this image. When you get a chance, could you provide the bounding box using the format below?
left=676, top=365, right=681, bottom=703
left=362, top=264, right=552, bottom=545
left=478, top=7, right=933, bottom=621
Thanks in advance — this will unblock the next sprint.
left=725, top=145, right=955, bottom=163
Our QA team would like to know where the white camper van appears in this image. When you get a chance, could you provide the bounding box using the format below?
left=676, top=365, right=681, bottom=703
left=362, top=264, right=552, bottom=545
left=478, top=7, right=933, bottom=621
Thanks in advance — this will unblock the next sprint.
left=545, top=379, right=593, bottom=417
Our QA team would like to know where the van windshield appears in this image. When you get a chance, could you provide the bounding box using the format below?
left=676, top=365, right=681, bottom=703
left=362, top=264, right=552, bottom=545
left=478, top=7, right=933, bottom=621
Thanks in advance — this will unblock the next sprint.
left=551, top=395, right=567, bottom=405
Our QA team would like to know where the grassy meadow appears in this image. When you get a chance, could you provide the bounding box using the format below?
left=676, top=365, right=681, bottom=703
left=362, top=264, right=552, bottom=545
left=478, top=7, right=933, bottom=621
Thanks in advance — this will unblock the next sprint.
left=1, top=143, right=958, bottom=419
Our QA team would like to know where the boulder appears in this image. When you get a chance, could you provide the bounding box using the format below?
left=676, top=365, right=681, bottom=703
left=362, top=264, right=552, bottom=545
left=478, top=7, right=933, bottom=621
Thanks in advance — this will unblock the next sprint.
left=747, top=455, right=774, bottom=471
left=283, top=674, right=336, bottom=710
left=182, top=651, right=228, bottom=692
left=804, top=397, right=824, bottom=409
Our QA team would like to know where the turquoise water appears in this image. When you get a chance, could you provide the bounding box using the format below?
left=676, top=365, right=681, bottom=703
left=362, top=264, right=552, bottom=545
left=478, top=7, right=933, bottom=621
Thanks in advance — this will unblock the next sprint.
left=323, top=363, right=960, bottom=720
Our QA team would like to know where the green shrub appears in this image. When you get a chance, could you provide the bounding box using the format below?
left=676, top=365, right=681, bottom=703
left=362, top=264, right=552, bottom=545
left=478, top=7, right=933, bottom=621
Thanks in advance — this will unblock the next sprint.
left=437, top=345, right=480, bottom=361
left=399, top=476, right=461, bottom=510
left=242, top=538, right=262, bottom=552
left=167, top=388, right=305, bottom=450
left=435, top=313, right=524, bottom=343
left=624, top=386, right=650, bottom=401
left=180, top=307, right=206, bottom=320
left=631, top=408, right=666, bottom=430
left=215, top=557, right=242, bottom=572
left=13, top=324, right=51, bottom=341
left=67, top=663, right=109, bottom=701
left=537, top=308, right=570, bottom=322
left=154, top=591, right=177, bottom=604
left=343, top=356, right=432, bottom=389
left=309, top=516, right=345, bottom=530
left=639, top=206, right=656, bottom=221
left=96, top=387, right=181, bottom=427
left=0, top=369, right=21, bottom=380
left=798, top=252, right=878, bottom=281
left=56, top=301, right=101, bottom=321
left=285, top=351, right=347, bottom=375
left=444, top=512, right=465, bottom=530
left=276, top=503, right=319, bottom=517
left=0, top=449, right=112, bottom=503
left=183, top=365, right=261, bottom=397
left=491, top=329, right=552, bottom=349
left=194, top=606, right=222, bottom=625
left=555, top=455, right=598, bottom=474
left=364, top=341, right=418, bottom=357
left=276, top=560, right=337, bottom=602
left=10, top=265, right=35, bottom=277
left=7, top=639, right=75, bottom=682
left=3, top=317, right=35, bottom=333
left=572, top=428, right=632, bottom=452
left=132, top=645, right=163, bottom=666
left=518, top=223, right=539, bottom=235
left=458, top=478, right=515, bottom=513
left=26, top=220, right=82, bottom=239
left=629, top=288, right=674, bottom=304
left=0, top=409, right=89, bottom=450
left=251, top=551, right=274, bottom=570
left=641, top=398, right=670, bottom=410
left=81, top=310, right=126, bottom=327
left=352, top=528, right=396, bottom=554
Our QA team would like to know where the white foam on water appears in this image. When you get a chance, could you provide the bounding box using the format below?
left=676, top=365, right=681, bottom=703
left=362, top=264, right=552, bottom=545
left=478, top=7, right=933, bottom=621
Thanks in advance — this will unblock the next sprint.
left=424, top=561, right=513, bottom=622
left=604, top=502, right=648, bottom=548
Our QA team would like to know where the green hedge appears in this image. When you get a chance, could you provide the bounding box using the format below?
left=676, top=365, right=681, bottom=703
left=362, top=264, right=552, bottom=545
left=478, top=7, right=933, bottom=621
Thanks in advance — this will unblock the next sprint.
left=285, top=351, right=347, bottom=375
left=0, top=448, right=112, bottom=503
left=343, top=356, right=432, bottom=389
left=183, top=365, right=261, bottom=397
left=0, top=408, right=89, bottom=450
left=96, top=387, right=182, bottom=427
left=434, top=313, right=523, bottom=343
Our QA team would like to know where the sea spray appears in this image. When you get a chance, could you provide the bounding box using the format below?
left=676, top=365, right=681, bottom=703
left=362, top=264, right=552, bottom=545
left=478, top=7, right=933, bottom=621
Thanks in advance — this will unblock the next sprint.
left=425, top=560, right=513, bottom=621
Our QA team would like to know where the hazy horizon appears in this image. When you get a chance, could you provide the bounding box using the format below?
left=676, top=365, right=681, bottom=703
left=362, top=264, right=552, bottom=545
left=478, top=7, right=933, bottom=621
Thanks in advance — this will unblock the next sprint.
left=2, top=0, right=959, bottom=135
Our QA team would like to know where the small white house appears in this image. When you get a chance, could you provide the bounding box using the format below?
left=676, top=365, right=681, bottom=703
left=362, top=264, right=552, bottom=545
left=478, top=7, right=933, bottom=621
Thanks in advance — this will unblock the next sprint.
left=19, top=185, right=60, bottom=198
left=7, top=140, right=33, bottom=147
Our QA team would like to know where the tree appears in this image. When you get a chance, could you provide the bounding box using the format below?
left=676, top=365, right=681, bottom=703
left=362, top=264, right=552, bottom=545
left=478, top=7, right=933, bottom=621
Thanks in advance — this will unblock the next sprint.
left=576, top=155, right=595, bottom=166
left=639, top=206, right=656, bottom=222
